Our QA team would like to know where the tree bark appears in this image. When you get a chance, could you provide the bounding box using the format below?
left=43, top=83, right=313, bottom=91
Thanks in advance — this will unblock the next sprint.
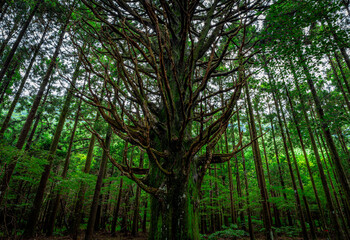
left=278, top=91, right=316, bottom=239
left=148, top=163, right=200, bottom=240
left=334, top=51, right=350, bottom=96
left=327, top=54, right=350, bottom=112
left=25, top=77, right=53, bottom=151
left=0, top=17, right=20, bottom=57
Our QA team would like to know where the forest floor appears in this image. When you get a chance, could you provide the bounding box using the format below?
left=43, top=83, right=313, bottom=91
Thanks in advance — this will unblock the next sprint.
left=16, top=232, right=322, bottom=240
left=11, top=231, right=331, bottom=240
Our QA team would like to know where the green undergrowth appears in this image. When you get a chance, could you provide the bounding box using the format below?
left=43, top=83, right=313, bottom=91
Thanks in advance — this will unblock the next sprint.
left=202, top=224, right=249, bottom=239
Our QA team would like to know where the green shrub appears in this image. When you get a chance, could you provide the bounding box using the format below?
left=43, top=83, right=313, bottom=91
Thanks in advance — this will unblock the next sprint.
left=207, top=224, right=248, bottom=239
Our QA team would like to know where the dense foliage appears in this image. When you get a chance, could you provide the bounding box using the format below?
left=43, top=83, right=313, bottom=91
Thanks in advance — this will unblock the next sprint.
left=0, top=0, right=350, bottom=239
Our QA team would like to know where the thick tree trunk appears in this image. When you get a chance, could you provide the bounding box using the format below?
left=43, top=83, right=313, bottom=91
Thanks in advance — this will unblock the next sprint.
left=148, top=165, right=200, bottom=240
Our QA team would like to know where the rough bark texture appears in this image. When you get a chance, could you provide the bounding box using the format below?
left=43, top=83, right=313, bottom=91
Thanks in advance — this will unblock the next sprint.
left=148, top=162, right=200, bottom=240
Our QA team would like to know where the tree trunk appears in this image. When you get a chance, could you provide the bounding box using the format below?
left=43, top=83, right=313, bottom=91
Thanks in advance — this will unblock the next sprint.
left=0, top=22, right=48, bottom=137
left=245, top=80, right=273, bottom=240
left=238, top=106, right=254, bottom=240
left=290, top=58, right=346, bottom=239
left=131, top=152, right=144, bottom=236
left=46, top=93, right=83, bottom=236
left=269, top=77, right=309, bottom=240
left=85, top=125, right=113, bottom=240
left=0, top=0, right=40, bottom=84
left=284, top=84, right=327, bottom=229
left=0, top=57, right=20, bottom=104
left=148, top=163, right=200, bottom=240
left=25, top=77, right=53, bottom=151
left=270, top=113, right=293, bottom=226
left=256, top=108, right=281, bottom=227
left=327, top=54, right=350, bottom=112
left=0, top=17, right=69, bottom=205
left=325, top=19, right=350, bottom=71
left=298, top=53, right=350, bottom=202
left=0, top=2, right=9, bottom=22
left=142, top=198, right=148, bottom=232
left=111, top=177, right=124, bottom=236
left=71, top=112, right=100, bottom=240
left=277, top=91, right=316, bottom=239
left=23, top=57, right=81, bottom=238
left=232, top=112, right=245, bottom=229
left=0, top=17, right=20, bottom=57
left=334, top=51, right=350, bottom=96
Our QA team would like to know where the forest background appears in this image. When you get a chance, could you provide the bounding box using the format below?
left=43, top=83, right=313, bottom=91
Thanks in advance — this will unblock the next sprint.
left=0, top=0, right=350, bottom=240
